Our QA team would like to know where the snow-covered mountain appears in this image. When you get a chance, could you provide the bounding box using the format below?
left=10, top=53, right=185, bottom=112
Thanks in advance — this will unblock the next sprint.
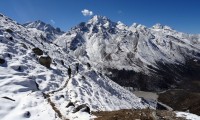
left=1, top=13, right=200, bottom=119
left=54, top=15, right=200, bottom=91
left=0, top=13, right=156, bottom=120
left=23, top=20, right=64, bottom=41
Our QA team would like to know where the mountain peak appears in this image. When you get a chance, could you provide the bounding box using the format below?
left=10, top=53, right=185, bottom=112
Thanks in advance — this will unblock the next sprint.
left=91, top=15, right=110, bottom=21
left=152, top=23, right=172, bottom=30
left=33, top=20, right=47, bottom=26
left=24, top=20, right=53, bottom=31
left=88, top=15, right=111, bottom=25
left=23, top=20, right=64, bottom=35
left=117, top=21, right=128, bottom=30
left=129, top=23, right=147, bottom=32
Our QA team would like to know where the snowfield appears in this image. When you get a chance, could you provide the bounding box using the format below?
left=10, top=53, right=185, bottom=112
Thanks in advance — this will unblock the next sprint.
left=0, top=13, right=155, bottom=120
left=176, top=112, right=200, bottom=120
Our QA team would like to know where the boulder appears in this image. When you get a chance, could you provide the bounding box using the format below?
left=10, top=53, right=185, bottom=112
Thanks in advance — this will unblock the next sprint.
left=87, top=63, right=91, bottom=69
left=81, top=76, right=86, bottom=80
left=7, top=53, right=11, bottom=58
left=5, top=28, right=13, bottom=33
left=32, top=48, right=43, bottom=55
left=23, top=111, right=31, bottom=118
left=39, top=56, right=52, bottom=68
left=66, top=101, right=75, bottom=108
left=21, top=43, right=28, bottom=49
left=73, top=104, right=90, bottom=114
left=81, top=105, right=90, bottom=114
left=0, top=58, right=5, bottom=64
left=9, top=37, right=13, bottom=41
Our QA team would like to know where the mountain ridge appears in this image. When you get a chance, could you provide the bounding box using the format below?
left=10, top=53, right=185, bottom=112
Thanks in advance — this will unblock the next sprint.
left=23, top=20, right=64, bottom=41
left=54, top=15, right=200, bottom=91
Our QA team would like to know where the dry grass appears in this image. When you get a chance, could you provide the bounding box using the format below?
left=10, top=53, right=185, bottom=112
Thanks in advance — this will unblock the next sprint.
left=93, top=109, right=186, bottom=120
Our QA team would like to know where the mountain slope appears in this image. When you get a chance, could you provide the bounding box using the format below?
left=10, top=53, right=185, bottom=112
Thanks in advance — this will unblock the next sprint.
left=0, top=13, right=153, bottom=120
left=54, top=15, right=200, bottom=91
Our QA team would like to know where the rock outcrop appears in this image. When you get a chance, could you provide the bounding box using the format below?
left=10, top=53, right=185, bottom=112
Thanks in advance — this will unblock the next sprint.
left=39, top=56, right=52, bottom=68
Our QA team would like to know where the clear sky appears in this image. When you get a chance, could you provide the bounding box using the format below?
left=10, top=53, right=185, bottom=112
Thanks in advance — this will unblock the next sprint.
left=0, top=0, right=200, bottom=34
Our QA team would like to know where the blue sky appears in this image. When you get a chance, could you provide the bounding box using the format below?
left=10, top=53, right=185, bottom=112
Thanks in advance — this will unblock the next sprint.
left=0, top=0, right=200, bottom=33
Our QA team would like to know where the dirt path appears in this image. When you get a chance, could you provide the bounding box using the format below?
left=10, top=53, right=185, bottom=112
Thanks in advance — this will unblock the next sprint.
left=49, top=78, right=70, bottom=94
left=42, top=78, right=70, bottom=120
left=43, top=93, right=69, bottom=120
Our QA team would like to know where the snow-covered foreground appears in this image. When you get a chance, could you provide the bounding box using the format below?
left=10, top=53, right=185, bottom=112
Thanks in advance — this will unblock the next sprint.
left=0, top=13, right=154, bottom=120
left=176, top=112, right=200, bottom=120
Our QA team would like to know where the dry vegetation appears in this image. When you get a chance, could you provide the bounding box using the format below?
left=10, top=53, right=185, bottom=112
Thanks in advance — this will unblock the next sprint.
left=93, top=109, right=186, bottom=120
